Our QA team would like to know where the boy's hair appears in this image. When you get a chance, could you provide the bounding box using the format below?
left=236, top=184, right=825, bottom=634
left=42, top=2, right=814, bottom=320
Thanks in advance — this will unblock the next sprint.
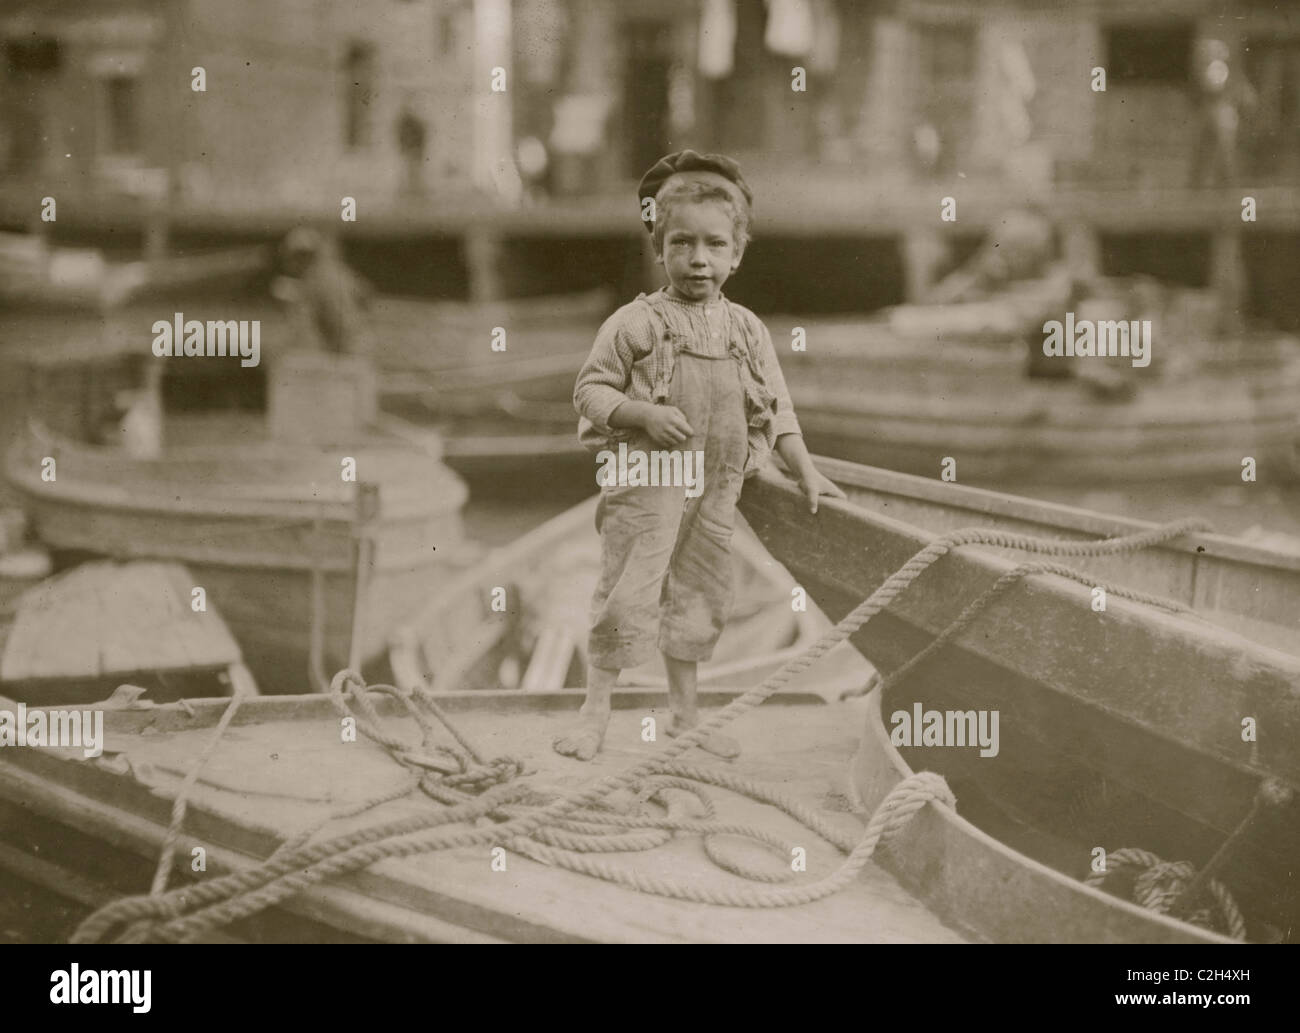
left=651, top=179, right=751, bottom=255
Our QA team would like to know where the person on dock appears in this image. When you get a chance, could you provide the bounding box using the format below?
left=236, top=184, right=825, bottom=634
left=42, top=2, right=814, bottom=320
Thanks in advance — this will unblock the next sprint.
left=554, top=149, right=843, bottom=763
left=273, top=227, right=375, bottom=359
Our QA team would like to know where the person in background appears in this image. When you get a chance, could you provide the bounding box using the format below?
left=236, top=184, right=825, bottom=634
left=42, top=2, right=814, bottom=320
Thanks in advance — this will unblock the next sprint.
left=396, top=107, right=428, bottom=197
left=272, top=227, right=375, bottom=360
left=1190, top=38, right=1256, bottom=188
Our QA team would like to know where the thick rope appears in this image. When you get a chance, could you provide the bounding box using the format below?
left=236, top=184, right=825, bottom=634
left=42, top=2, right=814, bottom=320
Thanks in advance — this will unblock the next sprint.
left=1085, top=847, right=1247, bottom=940
left=148, top=692, right=247, bottom=896
left=71, top=517, right=1213, bottom=943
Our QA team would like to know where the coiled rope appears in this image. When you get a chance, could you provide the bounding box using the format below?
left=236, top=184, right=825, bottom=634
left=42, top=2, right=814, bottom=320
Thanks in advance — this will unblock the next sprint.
left=1085, top=848, right=1247, bottom=940
left=72, top=516, right=1234, bottom=943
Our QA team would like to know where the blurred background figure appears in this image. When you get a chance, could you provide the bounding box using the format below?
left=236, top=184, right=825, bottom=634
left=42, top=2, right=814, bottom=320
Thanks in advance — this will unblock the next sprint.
left=516, top=135, right=550, bottom=203
left=396, top=104, right=429, bottom=198
left=272, top=227, right=375, bottom=361
left=1190, top=37, right=1256, bottom=187
left=925, top=208, right=1061, bottom=306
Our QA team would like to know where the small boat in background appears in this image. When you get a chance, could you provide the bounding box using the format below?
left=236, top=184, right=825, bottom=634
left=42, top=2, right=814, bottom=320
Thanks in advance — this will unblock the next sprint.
left=380, top=350, right=589, bottom=494
left=389, top=495, right=872, bottom=700
left=381, top=302, right=1300, bottom=490
left=0, top=233, right=268, bottom=311
left=738, top=455, right=1300, bottom=942
left=1, top=560, right=251, bottom=705
left=4, top=354, right=471, bottom=689
left=774, top=321, right=1300, bottom=486
left=371, top=289, right=610, bottom=376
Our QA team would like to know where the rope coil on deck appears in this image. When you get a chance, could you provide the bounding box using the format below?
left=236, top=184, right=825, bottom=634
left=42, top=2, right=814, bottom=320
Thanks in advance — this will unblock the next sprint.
left=71, top=516, right=1238, bottom=943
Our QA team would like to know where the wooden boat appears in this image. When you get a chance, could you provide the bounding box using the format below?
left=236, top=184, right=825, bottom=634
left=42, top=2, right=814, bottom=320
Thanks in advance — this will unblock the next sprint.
left=0, top=235, right=269, bottom=311
left=772, top=320, right=1300, bottom=486
left=384, top=306, right=1300, bottom=488
left=0, top=688, right=969, bottom=943
left=371, top=290, right=610, bottom=376
left=0, top=560, right=252, bottom=706
left=380, top=350, right=589, bottom=493
left=737, top=455, right=1300, bottom=942
left=804, top=456, right=1300, bottom=657
left=389, top=495, right=872, bottom=700
left=435, top=419, right=589, bottom=497
left=4, top=416, right=469, bottom=691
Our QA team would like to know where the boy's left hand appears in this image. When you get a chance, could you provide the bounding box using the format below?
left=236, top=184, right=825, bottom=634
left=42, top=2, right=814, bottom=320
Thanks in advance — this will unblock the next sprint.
left=796, top=466, right=846, bottom=514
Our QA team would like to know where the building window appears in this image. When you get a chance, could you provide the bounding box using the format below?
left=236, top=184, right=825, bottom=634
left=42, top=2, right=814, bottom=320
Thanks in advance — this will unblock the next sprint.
left=103, top=76, right=140, bottom=155
left=342, top=42, right=376, bottom=149
left=4, top=37, right=61, bottom=74
left=3, top=38, right=61, bottom=172
left=1105, top=22, right=1194, bottom=84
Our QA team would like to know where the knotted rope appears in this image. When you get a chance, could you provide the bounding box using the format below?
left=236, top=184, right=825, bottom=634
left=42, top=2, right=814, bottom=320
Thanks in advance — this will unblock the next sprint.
left=1085, top=848, right=1247, bottom=940
left=1085, top=778, right=1293, bottom=942
left=72, top=516, right=1219, bottom=943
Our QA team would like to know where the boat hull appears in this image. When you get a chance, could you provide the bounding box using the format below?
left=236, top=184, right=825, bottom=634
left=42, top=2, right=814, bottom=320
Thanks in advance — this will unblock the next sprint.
left=738, top=460, right=1300, bottom=941
left=779, top=334, right=1300, bottom=486
left=850, top=689, right=1231, bottom=943
left=4, top=425, right=470, bottom=687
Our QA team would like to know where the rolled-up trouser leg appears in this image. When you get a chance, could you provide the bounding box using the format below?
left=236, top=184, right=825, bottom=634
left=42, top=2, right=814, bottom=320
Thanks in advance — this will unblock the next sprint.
left=587, top=480, right=686, bottom=670
left=657, top=459, right=743, bottom=662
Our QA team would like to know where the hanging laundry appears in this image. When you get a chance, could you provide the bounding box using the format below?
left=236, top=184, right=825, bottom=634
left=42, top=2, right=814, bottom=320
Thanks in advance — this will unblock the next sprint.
left=996, top=39, right=1036, bottom=147
left=764, top=0, right=814, bottom=58
left=698, top=0, right=737, bottom=79
left=809, top=0, right=840, bottom=75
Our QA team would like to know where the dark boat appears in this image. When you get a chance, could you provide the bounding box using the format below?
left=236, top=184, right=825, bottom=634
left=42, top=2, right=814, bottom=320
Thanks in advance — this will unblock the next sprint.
left=737, top=455, right=1300, bottom=942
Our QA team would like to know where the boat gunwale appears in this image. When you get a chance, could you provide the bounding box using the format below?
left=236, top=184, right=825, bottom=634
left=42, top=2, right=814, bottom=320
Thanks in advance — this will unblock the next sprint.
left=5, top=424, right=468, bottom=523
left=739, top=461, right=1300, bottom=791
left=812, top=455, right=1300, bottom=574
left=0, top=752, right=514, bottom=944
left=851, top=687, right=1233, bottom=944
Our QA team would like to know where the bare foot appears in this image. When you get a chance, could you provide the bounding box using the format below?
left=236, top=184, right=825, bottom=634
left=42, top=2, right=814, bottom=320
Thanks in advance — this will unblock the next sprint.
left=666, top=715, right=741, bottom=759
left=553, top=708, right=610, bottom=761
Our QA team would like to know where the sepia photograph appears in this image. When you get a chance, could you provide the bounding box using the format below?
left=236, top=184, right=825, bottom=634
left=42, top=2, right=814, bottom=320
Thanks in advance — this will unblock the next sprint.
left=0, top=0, right=1295, bottom=977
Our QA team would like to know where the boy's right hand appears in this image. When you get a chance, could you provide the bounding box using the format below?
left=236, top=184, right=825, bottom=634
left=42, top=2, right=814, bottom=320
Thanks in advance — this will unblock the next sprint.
left=641, top=405, right=694, bottom=447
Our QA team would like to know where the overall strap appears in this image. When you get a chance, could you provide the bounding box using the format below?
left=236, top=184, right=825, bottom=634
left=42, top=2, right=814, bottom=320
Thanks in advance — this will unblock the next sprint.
left=634, top=292, right=676, bottom=404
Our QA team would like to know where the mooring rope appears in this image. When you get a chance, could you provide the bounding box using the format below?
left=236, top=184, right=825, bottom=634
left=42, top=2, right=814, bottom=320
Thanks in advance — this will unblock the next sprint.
left=71, top=516, right=1227, bottom=943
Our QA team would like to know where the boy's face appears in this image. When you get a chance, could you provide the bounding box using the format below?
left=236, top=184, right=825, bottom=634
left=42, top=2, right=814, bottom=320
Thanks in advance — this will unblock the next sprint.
left=659, top=201, right=743, bottom=303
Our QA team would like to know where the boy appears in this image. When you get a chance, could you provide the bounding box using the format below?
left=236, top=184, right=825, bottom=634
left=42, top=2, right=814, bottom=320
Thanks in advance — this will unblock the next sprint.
left=554, top=150, right=843, bottom=762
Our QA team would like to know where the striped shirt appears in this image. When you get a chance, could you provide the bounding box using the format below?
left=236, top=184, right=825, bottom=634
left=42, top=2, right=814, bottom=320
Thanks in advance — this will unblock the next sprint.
left=574, top=289, right=801, bottom=476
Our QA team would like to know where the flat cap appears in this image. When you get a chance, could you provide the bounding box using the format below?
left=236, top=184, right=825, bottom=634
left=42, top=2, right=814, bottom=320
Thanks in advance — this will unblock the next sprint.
left=637, top=149, right=752, bottom=233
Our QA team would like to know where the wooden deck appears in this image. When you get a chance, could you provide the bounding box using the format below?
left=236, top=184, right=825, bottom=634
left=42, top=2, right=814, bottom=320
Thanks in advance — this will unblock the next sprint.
left=0, top=692, right=967, bottom=943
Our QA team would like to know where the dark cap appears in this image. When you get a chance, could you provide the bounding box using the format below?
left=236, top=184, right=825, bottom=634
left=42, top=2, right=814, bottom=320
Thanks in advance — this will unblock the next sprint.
left=637, top=149, right=752, bottom=233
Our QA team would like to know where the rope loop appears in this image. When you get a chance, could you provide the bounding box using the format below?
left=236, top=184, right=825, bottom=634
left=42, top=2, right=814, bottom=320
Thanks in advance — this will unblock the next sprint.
left=1085, top=847, right=1247, bottom=940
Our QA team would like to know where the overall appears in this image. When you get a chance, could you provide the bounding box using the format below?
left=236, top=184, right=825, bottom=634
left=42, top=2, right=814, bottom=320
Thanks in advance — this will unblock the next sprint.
left=588, top=295, right=751, bottom=670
